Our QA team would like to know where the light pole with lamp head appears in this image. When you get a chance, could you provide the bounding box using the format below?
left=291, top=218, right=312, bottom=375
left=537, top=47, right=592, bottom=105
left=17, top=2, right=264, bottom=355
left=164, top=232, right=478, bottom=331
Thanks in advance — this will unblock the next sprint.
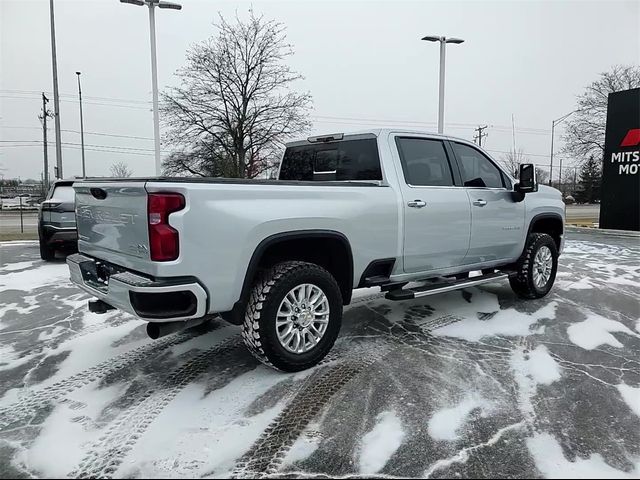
left=549, top=110, right=578, bottom=187
left=421, top=35, right=464, bottom=134
left=75, top=71, right=86, bottom=178
left=120, top=0, right=182, bottom=176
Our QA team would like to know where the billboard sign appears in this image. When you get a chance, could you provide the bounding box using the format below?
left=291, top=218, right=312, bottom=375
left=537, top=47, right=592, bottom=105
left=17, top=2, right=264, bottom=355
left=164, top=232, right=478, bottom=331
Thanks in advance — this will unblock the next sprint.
left=599, top=88, right=640, bottom=231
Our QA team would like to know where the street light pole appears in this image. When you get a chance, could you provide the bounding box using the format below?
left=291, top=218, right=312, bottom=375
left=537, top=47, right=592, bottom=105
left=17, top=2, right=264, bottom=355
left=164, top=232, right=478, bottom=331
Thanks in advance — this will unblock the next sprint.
left=49, top=0, right=63, bottom=179
left=120, top=0, right=182, bottom=176
left=421, top=35, right=464, bottom=134
left=549, top=110, right=578, bottom=187
left=76, top=72, right=86, bottom=178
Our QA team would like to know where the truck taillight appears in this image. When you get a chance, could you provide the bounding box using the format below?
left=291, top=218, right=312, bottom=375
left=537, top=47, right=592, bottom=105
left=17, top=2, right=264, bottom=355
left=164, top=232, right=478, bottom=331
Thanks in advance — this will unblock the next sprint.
left=147, top=193, right=185, bottom=261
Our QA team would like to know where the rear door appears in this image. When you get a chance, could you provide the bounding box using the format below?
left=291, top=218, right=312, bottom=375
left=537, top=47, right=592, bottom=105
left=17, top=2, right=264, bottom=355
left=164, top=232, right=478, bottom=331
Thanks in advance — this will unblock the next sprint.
left=450, top=141, right=525, bottom=263
left=74, top=181, right=151, bottom=270
left=393, top=135, right=471, bottom=273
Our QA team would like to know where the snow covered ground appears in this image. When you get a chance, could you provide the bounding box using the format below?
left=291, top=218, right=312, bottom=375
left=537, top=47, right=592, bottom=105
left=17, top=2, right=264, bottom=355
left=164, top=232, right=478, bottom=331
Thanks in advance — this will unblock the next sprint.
left=0, top=231, right=639, bottom=479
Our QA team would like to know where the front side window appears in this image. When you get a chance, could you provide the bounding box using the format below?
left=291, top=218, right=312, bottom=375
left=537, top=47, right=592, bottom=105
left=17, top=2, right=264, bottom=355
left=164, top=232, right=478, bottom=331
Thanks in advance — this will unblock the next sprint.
left=453, top=143, right=504, bottom=189
left=395, top=137, right=454, bottom=187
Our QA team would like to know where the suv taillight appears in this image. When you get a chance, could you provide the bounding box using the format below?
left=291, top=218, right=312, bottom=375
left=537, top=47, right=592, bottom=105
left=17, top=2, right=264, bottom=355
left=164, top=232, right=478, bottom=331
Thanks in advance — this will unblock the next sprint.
left=147, top=193, right=185, bottom=261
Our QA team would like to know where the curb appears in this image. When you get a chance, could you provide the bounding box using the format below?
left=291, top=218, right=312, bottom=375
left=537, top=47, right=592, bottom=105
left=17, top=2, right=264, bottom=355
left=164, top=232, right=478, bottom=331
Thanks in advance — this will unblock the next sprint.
left=566, top=225, right=640, bottom=238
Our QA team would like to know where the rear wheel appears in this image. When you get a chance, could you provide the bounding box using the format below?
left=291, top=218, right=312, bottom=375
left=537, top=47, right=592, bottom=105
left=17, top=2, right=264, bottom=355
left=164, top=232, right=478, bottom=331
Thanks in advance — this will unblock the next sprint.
left=509, top=233, right=558, bottom=299
left=39, top=239, right=55, bottom=261
left=242, top=261, right=343, bottom=372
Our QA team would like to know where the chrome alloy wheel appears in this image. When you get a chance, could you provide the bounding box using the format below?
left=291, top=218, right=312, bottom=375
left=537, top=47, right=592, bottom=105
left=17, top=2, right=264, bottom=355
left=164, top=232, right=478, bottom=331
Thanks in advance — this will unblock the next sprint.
left=533, top=246, right=553, bottom=289
left=276, top=283, right=330, bottom=354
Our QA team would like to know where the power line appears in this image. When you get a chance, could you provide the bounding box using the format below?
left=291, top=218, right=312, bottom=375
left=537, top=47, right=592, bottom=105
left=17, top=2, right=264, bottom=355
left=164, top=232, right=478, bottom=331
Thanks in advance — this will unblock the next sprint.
left=0, top=125, right=153, bottom=141
left=0, top=89, right=151, bottom=105
left=0, top=94, right=151, bottom=111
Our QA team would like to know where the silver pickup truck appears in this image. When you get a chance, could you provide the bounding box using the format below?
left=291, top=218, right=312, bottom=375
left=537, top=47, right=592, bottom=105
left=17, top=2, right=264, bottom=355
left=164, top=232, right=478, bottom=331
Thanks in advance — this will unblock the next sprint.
left=67, top=129, right=565, bottom=371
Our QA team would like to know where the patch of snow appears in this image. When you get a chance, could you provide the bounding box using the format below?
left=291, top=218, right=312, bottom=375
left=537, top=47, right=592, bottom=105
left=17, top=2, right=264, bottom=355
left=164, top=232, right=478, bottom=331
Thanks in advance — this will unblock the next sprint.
left=19, top=382, right=128, bottom=478
left=117, top=367, right=292, bottom=478
left=527, top=432, right=640, bottom=479
left=282, top=422, right=322, bottom=466
left=0, top=314, right=142, bottom=404
left=509, top=344, right=560, bottom=422
left=0, top=260, right=37, bottom=272
left=522, top=345, right=561, bottom=385
left=556, top=277, right=594, bottom=290
left=430, top=294, right=558, bottom=342
left=0, top=262, right=70, bottom=291
left=636, top=319, right=640, bottom=334
left=169, top=325, right=236, bottom=357
left=607, top=276, right=640, bottom=288
left=617, top=384, right=640, bottom=417
left=428, top=395, right=492, bottom=442
left=567, top=314, right=639, bottom=350
left=359, top=410, right=404, bottom=474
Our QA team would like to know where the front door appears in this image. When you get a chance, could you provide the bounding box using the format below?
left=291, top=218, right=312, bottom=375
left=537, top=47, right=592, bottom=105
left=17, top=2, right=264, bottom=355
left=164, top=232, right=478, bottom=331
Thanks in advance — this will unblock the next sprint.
left=394, top=136, right=471, bottom=273
left=450, top=141, right=525, bottom=263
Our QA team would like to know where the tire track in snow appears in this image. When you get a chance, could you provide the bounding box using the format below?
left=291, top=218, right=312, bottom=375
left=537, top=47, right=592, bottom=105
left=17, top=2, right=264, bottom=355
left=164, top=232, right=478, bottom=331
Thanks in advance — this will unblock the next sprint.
left=69, top=337, right=244, bottom=478
left=0, top=325, right=220, bottom=430
left=231, top=342, right=393, bottom=479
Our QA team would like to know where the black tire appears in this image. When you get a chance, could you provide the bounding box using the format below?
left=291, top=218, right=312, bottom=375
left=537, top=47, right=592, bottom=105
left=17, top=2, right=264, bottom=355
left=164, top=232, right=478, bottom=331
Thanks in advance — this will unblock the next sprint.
left=39, top=239, right=55, bottom=261
left=509, top=233, right=558, bottom=299
left=242, top=261, right=343, bottom=372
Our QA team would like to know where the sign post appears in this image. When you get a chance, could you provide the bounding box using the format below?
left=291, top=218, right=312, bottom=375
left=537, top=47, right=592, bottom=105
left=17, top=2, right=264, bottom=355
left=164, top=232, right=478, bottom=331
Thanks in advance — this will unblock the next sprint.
left=599, top=88, right=640, bottom=231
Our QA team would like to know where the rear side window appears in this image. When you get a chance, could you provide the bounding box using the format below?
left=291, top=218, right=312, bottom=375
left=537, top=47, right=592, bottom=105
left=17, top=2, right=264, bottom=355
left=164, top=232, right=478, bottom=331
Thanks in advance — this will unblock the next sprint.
left=395, top=137, right=454, bottom=187
left=279, top=138, right=382, bottom=181
left=452, top=143, right=504, bottom=188
left=49, top=185, right=75, bottom=202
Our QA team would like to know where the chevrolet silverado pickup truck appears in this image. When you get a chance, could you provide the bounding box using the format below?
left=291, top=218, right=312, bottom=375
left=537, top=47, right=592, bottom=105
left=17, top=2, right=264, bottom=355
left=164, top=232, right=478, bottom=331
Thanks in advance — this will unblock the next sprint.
left=67, top=129, right=565, bottom=371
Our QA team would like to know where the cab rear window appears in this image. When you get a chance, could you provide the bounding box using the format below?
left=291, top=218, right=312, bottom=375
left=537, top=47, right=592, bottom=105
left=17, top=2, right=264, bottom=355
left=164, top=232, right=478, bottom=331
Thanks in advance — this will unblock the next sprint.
left=279, top=138, right=382, bottom=181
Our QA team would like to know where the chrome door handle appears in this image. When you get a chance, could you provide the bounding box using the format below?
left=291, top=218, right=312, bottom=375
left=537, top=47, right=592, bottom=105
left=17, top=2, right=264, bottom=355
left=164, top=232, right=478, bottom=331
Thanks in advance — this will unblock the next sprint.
left=473, top=199, right=487, bottom=207
left=407, top=200, right=427, bottom=208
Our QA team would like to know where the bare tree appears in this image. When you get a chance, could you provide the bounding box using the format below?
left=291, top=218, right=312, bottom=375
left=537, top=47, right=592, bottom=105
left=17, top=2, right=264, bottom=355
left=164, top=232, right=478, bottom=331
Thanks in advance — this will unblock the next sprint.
left=499, top=149, right=549, bottom=184
left=499, top=149, right=529, bottom=177
left=161, top=11, right=312, bottom=178
left=563, top=65, right=640, bottom=162
left=110, top=161, right=133, bottom=178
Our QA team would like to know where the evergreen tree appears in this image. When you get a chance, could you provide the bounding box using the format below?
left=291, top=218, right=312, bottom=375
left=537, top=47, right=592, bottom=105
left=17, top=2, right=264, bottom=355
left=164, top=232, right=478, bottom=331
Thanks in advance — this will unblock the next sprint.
left=575, top=155, right=602, bottom=203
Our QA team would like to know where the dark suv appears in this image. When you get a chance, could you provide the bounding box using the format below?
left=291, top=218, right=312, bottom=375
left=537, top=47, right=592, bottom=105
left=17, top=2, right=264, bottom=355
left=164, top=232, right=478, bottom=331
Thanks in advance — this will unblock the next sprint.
left=38, top=180, right=77, bottom=260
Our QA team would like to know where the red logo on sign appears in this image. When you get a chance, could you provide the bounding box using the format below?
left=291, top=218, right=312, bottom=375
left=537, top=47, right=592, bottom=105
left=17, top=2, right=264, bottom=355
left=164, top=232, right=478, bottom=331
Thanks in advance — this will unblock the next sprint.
left=620, top=129, right=640, bottom=147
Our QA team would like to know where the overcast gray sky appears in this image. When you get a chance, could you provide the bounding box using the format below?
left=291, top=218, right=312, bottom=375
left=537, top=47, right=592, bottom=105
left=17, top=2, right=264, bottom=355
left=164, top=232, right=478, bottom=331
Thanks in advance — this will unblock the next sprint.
left=1, top=0, right=638, bottom=180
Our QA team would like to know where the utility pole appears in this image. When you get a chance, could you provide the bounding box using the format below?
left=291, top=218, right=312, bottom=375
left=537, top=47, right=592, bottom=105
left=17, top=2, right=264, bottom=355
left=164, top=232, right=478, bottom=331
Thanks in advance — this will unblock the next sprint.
left=39, top=93, right=53, bottom=193
left=76, top=72, right=86, bottom=177
left=49, top=0, right=63, bottom=179
left=473, top=125, right=488, bottom=147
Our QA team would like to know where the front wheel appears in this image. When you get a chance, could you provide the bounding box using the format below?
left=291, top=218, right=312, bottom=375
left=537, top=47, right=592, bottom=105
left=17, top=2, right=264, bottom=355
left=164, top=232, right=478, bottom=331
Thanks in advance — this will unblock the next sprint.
left=242, top=261, right=343, bottom=372
left=509, top=233, right=558, bottom=299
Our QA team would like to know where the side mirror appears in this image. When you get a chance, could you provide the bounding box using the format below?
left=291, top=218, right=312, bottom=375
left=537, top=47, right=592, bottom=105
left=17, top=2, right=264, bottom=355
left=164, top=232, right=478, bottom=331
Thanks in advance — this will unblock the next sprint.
left=516, top=163, right=538, bottom=193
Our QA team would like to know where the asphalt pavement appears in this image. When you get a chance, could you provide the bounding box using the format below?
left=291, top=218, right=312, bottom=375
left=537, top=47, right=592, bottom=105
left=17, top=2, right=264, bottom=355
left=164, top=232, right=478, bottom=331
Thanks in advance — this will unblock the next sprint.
left=0, top=212, right=38, bottom=234
left=0, top=231, right=638, bottom=478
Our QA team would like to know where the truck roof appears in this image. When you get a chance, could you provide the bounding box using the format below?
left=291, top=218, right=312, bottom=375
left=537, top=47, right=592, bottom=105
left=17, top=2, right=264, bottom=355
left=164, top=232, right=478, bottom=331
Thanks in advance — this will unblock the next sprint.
left=285, top=129, right=469, bottom=147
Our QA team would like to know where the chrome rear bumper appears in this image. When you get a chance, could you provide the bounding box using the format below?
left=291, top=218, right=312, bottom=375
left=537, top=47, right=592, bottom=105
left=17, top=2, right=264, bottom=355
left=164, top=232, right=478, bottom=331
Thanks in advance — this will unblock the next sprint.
left=67, top=253, right=208, bottom=322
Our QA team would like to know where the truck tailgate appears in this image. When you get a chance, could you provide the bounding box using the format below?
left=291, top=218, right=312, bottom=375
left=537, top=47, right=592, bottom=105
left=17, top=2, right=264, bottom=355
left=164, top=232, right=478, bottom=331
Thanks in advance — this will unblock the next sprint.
left=74, top=181, right=151, bottom=271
